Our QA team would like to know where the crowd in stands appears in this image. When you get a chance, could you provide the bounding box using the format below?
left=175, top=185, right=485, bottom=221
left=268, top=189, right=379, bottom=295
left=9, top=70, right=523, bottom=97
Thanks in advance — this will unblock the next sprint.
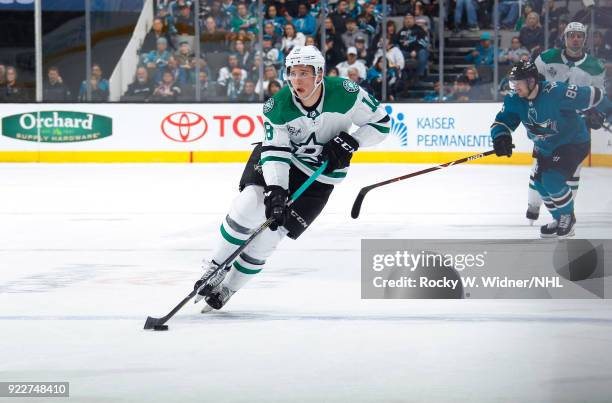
left=0, top=0, right=610, bottom=103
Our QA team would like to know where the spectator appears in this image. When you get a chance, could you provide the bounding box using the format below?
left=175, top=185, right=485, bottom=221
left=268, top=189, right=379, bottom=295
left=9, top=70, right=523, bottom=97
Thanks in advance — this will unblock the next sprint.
left=499, top=36, right=530, bottom=64
left=247, top=52, right=263, bottom=82
left=287, top=3, right=316, bottom=36
left=156, top=3, right=177, bottom=35
left=264, top=5, right=286, bottom=35
left=204, top=1, right=230, bottom=31
left=414, top=1, right=432, bottom=33
left=281, top=23, right=306, bottom=55
left=465, top=32, right=495, bottom=66
left=142, top=17, right=174, bottom=53
left=353, top=37, right=369, bottom=64
left=371, top=20, right=398, bottom=57
left=514, top=3, right=534, bottom=31
left=347, top=66, right=373, bottom=93
left=448, top=75, right=472, bottom=101
left=519, top=12, right=544, bottom=56
left=548, top=17, right=568, bottom=49
left=262, top=35, right=282, bottom=68
left=366, top=57, right=398, bottom=100
left=78, top=64, right=109, bottom=101
left=398, top=14, right=429, bottom=79
left=182, top=70, right=219, bottom=101
left=423, top=81, right=450, bottom=102
left=201, top=16, right=227, bottom=54
left=164, top=55, right=189, bottom=85
left=327, top=67, right=340, bottom=77
left=330, top=1, right=351, bottom=35
left=357, top=3, right=379, bottom=36
left=498, top=0, right=520, bottom=29
left=233, top=39, right=253, bottom=69
left=267, top=80, right=282, bottom=98
left=44, top=66, right=72, bottom=101
left=218, top=54, right=247, bottom=84
left=454, top=0, right=479, bottom=32
left=337, top=47, right=367, bottom=79
left=305, top=36, right=317, bottom=46
left=341, top=19, right=368, bottom=50
left=324, top=35, right=345, bottom=67
left=0, top=64, right=6, bottom=87
left=256, top=64, right=281, bottom=96
left=175, top=40, right=195, bottom=73
left=220, top=0, right=237, bottom=20
left=174, top=4, right=196, bottom=35
left=122, top=66, right=154, bottom=101
left=373, top=39, right=405, bottom=80
left=224, top=67, right=246, bottom=100
left=0, top=66, right=30, bottom=102
left=593, top=31, right=612, bottom=62
left=239, top=80, right=258, bottom=101
left=144, top=37, right=171, bottom=79
left=324, top=17, right=337, bottom=38
left=263, top=22, right=282, bottom=49
left=151, top=69, right=182, bottom=101
left=231, top=2, right=258, bottom=34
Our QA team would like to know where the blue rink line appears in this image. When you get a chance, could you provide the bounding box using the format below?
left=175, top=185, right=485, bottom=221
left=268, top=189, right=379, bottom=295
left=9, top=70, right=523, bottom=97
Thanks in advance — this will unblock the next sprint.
left=0, top=314, right=611, bottom=325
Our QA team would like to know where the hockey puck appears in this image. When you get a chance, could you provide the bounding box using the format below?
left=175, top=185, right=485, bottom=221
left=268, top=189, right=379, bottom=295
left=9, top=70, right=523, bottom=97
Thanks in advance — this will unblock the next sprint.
left=153, top=325, right=169, bottom=331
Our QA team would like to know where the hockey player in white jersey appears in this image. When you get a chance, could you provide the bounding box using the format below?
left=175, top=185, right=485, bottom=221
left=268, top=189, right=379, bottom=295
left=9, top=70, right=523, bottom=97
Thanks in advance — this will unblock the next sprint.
left=193, top=45, right=390, bottom=311
left=526, top=22, right=607, bottom=223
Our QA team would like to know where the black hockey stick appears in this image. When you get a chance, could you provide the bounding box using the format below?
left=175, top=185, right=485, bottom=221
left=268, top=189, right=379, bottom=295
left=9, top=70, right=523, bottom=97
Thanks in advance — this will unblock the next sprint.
left=351, top=150, right=497, bottom=219
left=144, top=161, right=328, bottom=330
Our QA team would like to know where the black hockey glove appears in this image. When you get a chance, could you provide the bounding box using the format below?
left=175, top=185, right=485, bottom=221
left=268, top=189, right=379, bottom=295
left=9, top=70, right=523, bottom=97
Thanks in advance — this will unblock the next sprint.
left=493, top=134, right=513, bottom=157
left=583, top=108, right=605, bottom=130
left=319, top=131, right=359, bottom=174
left=264, top=185, right=289, bottom=231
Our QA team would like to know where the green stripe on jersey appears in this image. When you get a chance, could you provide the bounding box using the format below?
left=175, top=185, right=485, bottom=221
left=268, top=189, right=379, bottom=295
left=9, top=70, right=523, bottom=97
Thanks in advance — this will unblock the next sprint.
left=220, top=223, right=245, bottom=245
left=233, top=261, right=262, bottom=275
left=261, top=156, right=292, bottom=165
left=367, top=122, right=390, bottom=133
left=293, top=155, right=347, bottom=178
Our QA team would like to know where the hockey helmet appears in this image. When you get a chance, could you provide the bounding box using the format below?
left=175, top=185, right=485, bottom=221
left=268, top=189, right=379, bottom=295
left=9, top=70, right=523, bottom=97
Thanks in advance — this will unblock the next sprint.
left=563, top=22, right=587, bottom=53
left=284, top=45, right=326, bottom=100
left=508, top=60, right=539, bottom=91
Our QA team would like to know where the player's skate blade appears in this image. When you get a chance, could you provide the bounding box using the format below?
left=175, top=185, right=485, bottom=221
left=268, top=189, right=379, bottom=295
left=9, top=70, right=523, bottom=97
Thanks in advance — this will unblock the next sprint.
left=540, top=221, right=558, bottom=238
left=201, top=285, right=235, bottom=312
left=557, top=213, right=576, bottom=239
left=194, top=261, right=226, bottom=304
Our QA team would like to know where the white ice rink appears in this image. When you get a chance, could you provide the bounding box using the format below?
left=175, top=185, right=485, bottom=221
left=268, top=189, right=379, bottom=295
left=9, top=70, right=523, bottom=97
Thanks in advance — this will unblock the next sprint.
left=1, top=162, right=611, bottom=403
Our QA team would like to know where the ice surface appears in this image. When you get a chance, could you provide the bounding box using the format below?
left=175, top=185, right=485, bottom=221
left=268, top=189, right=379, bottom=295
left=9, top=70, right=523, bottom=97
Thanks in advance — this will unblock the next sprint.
left=0, top=163, right=611, bottom=403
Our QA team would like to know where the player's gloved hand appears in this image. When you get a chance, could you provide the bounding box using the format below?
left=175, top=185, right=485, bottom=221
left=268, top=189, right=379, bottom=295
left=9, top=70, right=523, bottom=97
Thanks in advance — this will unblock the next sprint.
left=493, top=134, right=513, bottom=157
left=319, top=131, right=359, bottom=173
left=264, top=185, right=289, bottom=231
left=583, top=108, right=605, bottom=130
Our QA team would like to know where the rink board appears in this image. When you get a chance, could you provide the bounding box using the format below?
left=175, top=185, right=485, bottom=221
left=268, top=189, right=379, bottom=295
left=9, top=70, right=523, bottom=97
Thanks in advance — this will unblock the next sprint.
left=1, top=103, right=610, bottom=166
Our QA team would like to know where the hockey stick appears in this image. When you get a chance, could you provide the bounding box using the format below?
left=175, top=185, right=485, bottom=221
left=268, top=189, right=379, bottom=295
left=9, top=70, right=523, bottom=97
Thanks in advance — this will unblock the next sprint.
left=144, top=161, right=328, bottom=330
left=351, top=150, right=497, bottom=219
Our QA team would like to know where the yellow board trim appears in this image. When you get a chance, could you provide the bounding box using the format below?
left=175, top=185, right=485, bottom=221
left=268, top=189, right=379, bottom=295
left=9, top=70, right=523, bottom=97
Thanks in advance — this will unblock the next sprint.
left=0, top=151, right=611, bottom=167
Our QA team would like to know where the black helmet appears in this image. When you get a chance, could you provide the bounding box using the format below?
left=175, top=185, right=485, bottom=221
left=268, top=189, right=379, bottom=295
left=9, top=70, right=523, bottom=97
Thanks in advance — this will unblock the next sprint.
left=509, top=60, right=539, bottom=82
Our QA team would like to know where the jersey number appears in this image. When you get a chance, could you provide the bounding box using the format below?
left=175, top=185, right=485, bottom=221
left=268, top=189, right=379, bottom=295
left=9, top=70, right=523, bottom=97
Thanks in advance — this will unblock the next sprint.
left=361, top=93, right=380, bottom=112
left=565, top=85, right=578, bottom=99
left=264, top=122, right=274, bottom=140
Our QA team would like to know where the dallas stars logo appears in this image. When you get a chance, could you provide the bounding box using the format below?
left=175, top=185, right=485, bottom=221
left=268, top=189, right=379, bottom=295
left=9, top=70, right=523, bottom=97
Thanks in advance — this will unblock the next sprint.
left=263, top=98, right=275, bottom=113
left=291, top=132, right=324, bottom=164
left=342, top=79, right=359, bottom=93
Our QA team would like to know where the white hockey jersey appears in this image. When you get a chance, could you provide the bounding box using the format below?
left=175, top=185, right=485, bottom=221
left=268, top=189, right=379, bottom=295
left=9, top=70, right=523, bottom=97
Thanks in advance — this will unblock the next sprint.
left=535, top=48, right=606, bottom=88
left=261, top=76, right=390, bottom=186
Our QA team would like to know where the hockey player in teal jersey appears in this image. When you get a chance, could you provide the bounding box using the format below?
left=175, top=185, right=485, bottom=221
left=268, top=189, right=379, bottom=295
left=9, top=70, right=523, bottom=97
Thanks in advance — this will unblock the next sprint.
left=490, top=60, right=611, bottom=238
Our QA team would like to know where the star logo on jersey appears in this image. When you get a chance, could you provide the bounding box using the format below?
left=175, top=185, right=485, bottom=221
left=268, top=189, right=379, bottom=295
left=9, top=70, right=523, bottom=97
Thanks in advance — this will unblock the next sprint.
left=342, top=79, right=359, bottom=93
left=291, top=132, right=324, bottom=163
left=263, top=98, right=275, bottom=113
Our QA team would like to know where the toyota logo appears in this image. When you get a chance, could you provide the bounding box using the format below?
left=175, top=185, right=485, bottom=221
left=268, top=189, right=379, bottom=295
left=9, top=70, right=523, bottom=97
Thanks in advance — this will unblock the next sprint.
left=161, top=112, right=208, bottom=142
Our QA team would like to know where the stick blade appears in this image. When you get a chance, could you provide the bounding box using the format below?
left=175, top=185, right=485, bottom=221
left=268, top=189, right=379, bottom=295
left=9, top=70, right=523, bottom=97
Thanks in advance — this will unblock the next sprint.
left=144, top=316, right=161, bottom=330
left=351, top=188, right=369, bottom=219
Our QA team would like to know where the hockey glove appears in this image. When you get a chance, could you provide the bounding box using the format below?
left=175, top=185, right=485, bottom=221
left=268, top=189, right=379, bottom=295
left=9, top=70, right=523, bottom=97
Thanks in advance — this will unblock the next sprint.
left=319, top=132, right=359, bottom=174
left=583, top=108, right=605, bottom=130
left=493, top=134, right=513, bottom=157
left=264, top=185, right=289, bottom=231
